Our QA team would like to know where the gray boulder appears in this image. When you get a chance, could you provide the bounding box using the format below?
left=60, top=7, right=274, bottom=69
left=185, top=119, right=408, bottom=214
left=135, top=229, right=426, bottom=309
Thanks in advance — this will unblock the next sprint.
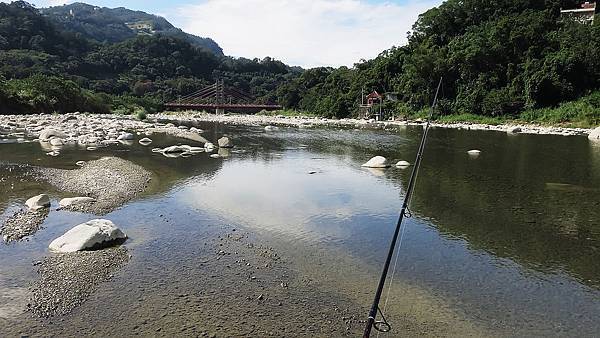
left=589, top=127, right=600, bottom=141
left=138, top=137, right=153, bottom=146
left=117, top=132, right=134, bottom=141
left=26, top=194, right=50, bottom=211
left=218, top=137, right=233, bottom=148
left=361, top=156, right=390, bottom=168
left=49, top=138, right=64, bottom=146
left=204, top=142, right=216, bottom=152
left=48, top=219, right=127, bottom=253
left=39, top=128, right=66, bottom=141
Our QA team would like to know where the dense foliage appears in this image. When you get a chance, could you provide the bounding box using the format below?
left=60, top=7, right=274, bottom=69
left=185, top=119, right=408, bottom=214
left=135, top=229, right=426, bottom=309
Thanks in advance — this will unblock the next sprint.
left=276, top=0, right=600, bottom=123
left=0, top=1, right=298, bottom=114
left=0, top=0, right=598, bottom=125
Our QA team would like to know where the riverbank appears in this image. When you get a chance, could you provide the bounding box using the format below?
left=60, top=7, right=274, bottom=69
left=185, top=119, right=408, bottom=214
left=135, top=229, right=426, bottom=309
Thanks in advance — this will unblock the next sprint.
left=0, top=112, right=595, bottom=140
left=154, top=111, right=594, bottom=137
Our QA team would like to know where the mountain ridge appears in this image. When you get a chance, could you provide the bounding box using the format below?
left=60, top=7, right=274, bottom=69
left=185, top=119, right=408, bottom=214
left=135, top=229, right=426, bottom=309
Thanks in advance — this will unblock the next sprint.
left=40, top=2, right=223, bottom=56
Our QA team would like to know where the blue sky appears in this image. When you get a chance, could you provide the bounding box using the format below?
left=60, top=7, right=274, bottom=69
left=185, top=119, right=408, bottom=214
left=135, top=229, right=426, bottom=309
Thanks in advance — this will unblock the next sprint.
left=10, top=0, right=442, bottom=67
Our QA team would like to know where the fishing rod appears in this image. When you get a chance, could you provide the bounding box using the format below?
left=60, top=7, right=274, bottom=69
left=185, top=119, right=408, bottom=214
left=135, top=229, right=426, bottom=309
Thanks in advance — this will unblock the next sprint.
left=363, top=77, right=443, bottom=338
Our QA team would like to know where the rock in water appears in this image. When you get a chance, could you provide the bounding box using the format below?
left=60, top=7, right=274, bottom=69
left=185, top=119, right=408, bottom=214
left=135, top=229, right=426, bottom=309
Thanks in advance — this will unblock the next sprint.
left=117, top=132, right=134, bottom=141
left=204, top=142, right=216, bottom=152
left=49, top=219, right=127, bottom=253
left=218, top=136, right=233, bottom=148
left=589, top=127, right=600, bottom=141
left=508, top=127, right=522, bottom=134
left=467, top=149, right=482, bottom=156
left=39, top=128, right=67, bottom=141
left=264, top=125, right=279, bottom=131
left=49, top=138, right=64, bottom=146
left=59, top=197, right=96, bottom=208
left=362, top=156, right=390, bottom=168
left=396, top=160, right=411, bottom=168
left=26, top=194, right=51, bottom=211
left=138, top=137, right=153, bottom=146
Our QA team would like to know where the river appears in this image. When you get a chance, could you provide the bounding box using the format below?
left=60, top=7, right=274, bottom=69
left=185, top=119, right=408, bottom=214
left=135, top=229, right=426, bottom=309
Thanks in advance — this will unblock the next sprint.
left=1, top=121, right=599, bottom=337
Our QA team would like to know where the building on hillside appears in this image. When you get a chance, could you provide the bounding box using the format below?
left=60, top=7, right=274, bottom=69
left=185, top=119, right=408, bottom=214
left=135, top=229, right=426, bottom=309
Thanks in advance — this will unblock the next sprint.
left=560, top=2, right=597, bottom=24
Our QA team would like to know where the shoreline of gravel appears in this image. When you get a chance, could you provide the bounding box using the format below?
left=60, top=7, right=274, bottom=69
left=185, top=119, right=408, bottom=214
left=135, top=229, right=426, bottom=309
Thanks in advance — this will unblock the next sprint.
left=152, top=111, right=594, bottom=137
left=28, top=246, right=130, bottom=318
left=38, top=157, right=152, bottom=214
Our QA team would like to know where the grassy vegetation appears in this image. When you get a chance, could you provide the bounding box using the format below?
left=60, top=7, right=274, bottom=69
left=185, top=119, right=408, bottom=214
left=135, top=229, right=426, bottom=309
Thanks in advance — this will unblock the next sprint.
left=257, top=109, right=319, bottom=117
left=518, top=92, right=600, bottom=128
left=434, top=113, right=507, bottom=125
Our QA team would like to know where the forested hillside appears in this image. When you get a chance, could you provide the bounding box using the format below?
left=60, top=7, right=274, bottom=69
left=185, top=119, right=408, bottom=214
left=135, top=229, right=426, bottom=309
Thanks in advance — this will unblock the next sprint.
left=276, top=0, right=599, bottom=124
left=0, top=0, right=598, bottom=126
left=0, top=1, right=296, bottom=115
left=40, top=3, right=223, bottom=56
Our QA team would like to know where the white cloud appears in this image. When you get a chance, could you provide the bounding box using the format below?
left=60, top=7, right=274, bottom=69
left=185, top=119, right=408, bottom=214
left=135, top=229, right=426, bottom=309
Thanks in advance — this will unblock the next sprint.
left=175, top=0, right=440, bottom=68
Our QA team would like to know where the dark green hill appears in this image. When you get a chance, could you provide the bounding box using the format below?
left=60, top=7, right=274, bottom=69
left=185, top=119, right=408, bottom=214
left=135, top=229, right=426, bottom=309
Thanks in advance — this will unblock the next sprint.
left=40, top=2, right=223, bottom=56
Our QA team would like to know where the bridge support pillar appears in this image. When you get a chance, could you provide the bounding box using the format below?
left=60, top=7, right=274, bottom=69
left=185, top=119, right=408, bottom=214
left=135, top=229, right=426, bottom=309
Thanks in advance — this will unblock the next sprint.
left=215, top=108, right=225, bottom=115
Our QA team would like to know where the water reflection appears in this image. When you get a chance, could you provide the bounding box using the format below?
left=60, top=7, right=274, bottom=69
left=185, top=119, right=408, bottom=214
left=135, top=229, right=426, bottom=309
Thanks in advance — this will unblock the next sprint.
left=178, top=125, right=600, bottom=335
left=1, top=122, right=599, bottom=336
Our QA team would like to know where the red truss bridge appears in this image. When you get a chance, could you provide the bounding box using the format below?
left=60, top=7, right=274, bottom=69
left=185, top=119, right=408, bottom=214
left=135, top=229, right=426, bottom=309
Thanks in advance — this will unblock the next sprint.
left=164, top=80, right=282, bottom=114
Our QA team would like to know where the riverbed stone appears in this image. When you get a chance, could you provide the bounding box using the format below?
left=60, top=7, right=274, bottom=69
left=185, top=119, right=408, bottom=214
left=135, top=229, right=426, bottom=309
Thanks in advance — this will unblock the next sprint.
left=589, top=127, right=600, bottom=141
left=49, top=219, right=127, bottom=253
left=117, top=132, right=134, bottom=141
left=26, top=194, right=51, bottom=211
left=39, top=128, right=67, bottom=141
left=218, top=136, right=233, bottom=148
left=138, top=137, right=152, bottom=146
left=396, top=160, right=411, bottom=167
left=204, top=142, right=216, bottom=152
left=49, top=138, right=64, bottom=146
left=59, top=197, right=96, bottom=208
left=162, top=145, right=188, bottom=153
left=362, top=156, right=390, bottom=168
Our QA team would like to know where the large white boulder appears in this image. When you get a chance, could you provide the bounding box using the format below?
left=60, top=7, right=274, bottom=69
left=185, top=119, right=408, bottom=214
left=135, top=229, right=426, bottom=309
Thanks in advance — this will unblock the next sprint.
left=49, top=138, right=64, bottom=146
left=59, top=197, right=96, bottom=208
left=39, top=128, right=67, bottom=141
left=396, top=160, right=411, bottom=168
left=25, top=194, right=50, bottom=211
left=138, top=137, right=152, bottom=146
left=589, top=127, right=600, bottom=141
left=507, top=126, right=522, bottom=134
left=362, top=156, right=390, bottom=168
left=49, top=219, right=127, bottom=253
left=218, top=136, right=233, bottom=148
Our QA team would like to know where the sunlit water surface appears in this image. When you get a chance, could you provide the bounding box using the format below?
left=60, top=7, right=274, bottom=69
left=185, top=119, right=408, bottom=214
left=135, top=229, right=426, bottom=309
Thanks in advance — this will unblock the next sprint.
left=1, top=122, right=599, bottom=336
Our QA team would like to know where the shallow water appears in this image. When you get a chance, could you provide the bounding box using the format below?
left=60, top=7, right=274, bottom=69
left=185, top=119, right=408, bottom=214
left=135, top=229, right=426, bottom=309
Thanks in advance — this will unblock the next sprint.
left=1, top=123, right=599, bottom=336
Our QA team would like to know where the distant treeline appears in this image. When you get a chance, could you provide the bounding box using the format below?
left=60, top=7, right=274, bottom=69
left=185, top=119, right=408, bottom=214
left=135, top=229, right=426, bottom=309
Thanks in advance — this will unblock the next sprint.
left=0, top=0, right=599, bottom=126
left=276, top=0, right=600, bottom=124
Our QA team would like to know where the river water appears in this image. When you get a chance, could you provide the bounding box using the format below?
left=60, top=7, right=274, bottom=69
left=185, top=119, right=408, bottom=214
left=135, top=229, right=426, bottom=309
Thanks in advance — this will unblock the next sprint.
left=1, top=122, right=599, bottom=337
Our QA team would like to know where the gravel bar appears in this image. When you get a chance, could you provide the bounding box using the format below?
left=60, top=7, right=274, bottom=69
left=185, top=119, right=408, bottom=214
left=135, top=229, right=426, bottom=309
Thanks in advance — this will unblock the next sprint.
left=1, top=209, right=49, bottom=242
left=28, top=246, right=130, bottom=318
left=39, top=157, right=152, bottom=214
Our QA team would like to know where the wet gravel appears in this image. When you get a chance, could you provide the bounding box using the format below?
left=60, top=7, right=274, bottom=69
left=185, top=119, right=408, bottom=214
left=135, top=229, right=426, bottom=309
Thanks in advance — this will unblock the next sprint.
left=1, top=209, right=49, bottom=242
left=39, top=157, right=152, bottom=214
left=28, top=246, right=130, bottom=318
